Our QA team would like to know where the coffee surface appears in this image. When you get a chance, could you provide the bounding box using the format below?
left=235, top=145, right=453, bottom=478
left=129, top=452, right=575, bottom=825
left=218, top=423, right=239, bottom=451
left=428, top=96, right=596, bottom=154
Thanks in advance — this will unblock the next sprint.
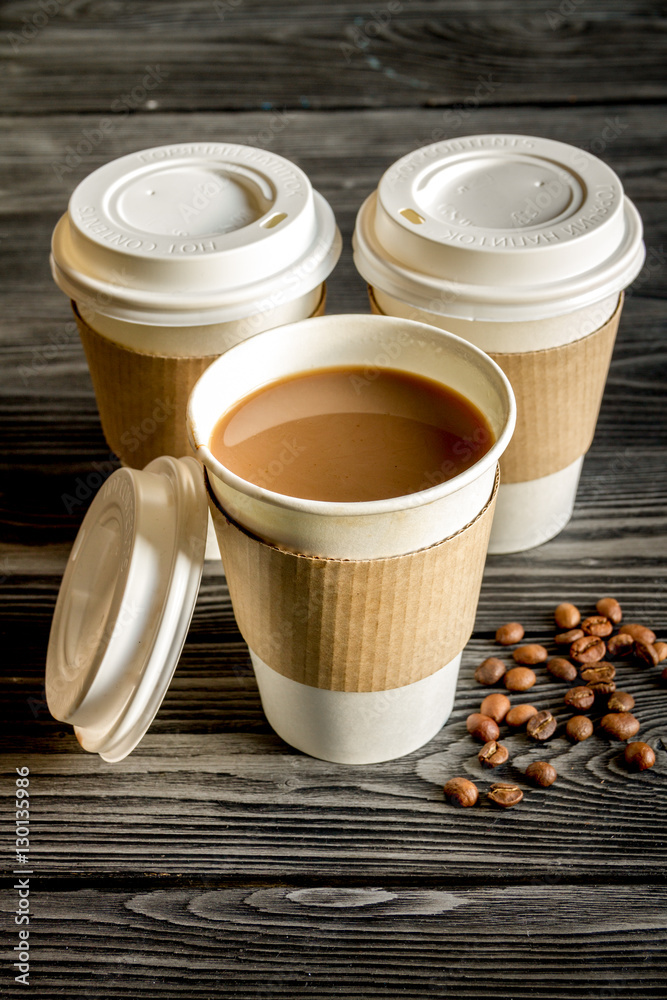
left=209, top=366, right=494, bottom=502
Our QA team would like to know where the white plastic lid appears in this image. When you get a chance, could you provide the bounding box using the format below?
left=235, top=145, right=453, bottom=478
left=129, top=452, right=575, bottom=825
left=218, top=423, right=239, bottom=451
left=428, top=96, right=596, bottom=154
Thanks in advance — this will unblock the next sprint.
left=353, top=134, right=645, bottom=320
left=50, top=142, right=342, bottom=325
left=45, top=456, right=208, bottom=762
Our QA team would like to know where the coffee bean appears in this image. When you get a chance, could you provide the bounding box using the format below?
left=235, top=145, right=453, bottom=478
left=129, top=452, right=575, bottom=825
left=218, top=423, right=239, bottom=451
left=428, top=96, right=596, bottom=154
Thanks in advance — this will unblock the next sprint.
left=478, top=740, right=509, bottom=768
left=624, top=742, right=656, bottom=771
left=555, top=628, right=585, bottom=646
left=570, top=635, right=606, bottom=664
left=444, top=777, right=479, bottom=807
left=526, top=710, right=557, bottom=741
left=505, top=704, right=538, bottom=727
left=654, top=641, right=667, bottom=663
left=619, top=623, right=656, bottom=645
left=600, top=712, right=640, bottom=741
left=504, top=666, right=537, bottom=692
left=580, top=663, right=616, bottom=684
left=596, top=597, right=623, bottom=624
left=607, top=690, right=635, bottom=712
left=581, top=615, right=613, bottom=638
left=554, top=603, right=581, bottom=629
left=480, top=693, right=511, bottom=723
left=495, top=622, right=524, bottom=645
left=587, top=680, right=616, bottom=696
left=475, top=657, right=507, bottom=686
left=512, top=644, right=548, bottom=665
left=607, top=632, right=634, bottom=658
left=564, top=686, right=595, bottom=710
left=525, top=761, right=557, bottom=787
left=547, top=657, right=578, bottom=682
left=566, top=715, right=594, bottom=742
left=633, top=640, right=660, bottom=667
left=488, top=782, right=523, bottom=807
left=466, top=713, right=500, bottom=743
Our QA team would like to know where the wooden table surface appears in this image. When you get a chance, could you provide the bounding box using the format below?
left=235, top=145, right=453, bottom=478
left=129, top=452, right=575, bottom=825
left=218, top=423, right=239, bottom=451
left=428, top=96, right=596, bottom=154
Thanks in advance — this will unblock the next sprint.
left=1, top=2, right=666, bottom=996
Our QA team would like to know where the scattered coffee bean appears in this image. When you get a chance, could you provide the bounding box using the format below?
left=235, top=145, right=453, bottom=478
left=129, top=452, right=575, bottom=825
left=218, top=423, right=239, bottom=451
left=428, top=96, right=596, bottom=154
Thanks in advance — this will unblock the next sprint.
left=564, top=686, right=595, bottom=710
left=619, top=623, right=656, bottom=645
left=488, top=782, right=523, bottom=808
left=555, top=628, right=585, bottom=646
left=495, top=622, right=524, bottom=645
left=526, top=710, right=557, bottom=741
left=475, top=657, right=507, bottom=686
left=589, top=681, right=617, bottom=697
left=600, top=712, right=640, bottom=741
left=444, top=777, right=479, bottom=807
left=566, top=715, right=594, bottom=742
left=570, top=635, right=606, bottom=664
left=525, top=761, right=557, bottom=787
left=512, top=644, right=548, bottom=665
left=581, top=615, right=613, bottom=638
left=505, top=704, right=538, bottom=727
left=554, top=602, right=581, bottom=629
left=607, top=690, right=635, bottom=712
left=466, top=713, right=500, bottom=743
left=580, top=663, right=616, bottom=684
left=633, top=640, right=660, bottom=668
left=480, top=692, right=511, bottom=723
left=478, top=740, right=509, bottom=768
left=596, top=597, right=623, bottom=624
left=504, top=666, right=537, bottom=692
left=587, top=680, right=616, bottom=696
left=624, top=742, right=656, bottom=771
left=654, top=641, right=667, bottom=663
left=547, top=657, right=578, bottom=682
left=607, top=632, right=634, bottom=658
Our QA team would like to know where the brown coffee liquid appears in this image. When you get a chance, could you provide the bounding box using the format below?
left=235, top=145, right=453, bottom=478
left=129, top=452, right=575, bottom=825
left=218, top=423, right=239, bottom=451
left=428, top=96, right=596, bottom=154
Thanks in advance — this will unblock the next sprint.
left=209, top=366, right=494, bottom=502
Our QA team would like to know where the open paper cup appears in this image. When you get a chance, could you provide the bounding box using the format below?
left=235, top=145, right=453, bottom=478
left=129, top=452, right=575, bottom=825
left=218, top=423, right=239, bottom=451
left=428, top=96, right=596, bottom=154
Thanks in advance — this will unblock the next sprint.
left=187, top=313, right=515, bottom=762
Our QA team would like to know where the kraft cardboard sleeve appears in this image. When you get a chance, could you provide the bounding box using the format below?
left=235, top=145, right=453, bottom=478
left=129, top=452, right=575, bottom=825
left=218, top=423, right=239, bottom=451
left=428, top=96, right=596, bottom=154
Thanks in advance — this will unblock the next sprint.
left=368, top=287, right=623, bottom=483
left=73, top=286, right=327, bottom=469
left=209, top=469, right=498, bottom=693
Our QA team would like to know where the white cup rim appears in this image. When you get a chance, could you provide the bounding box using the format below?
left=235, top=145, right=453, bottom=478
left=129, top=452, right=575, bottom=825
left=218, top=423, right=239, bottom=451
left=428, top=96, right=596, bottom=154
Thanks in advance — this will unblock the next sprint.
left=187, top=314, right=516, bottom=518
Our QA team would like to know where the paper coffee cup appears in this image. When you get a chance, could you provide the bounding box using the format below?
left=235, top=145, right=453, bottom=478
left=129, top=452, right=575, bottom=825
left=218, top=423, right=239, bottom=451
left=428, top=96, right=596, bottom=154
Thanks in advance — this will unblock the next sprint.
left=51, top=142, right=342, bottom=470
left=353, top=134, right=645, bottom=552
left=187, top=314, right=515, bottom=763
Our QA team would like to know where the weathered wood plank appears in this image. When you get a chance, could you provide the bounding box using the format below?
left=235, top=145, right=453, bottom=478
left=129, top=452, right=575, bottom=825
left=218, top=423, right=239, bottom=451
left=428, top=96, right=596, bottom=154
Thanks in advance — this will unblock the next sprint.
left=0, top=884, right=666, bottom=998
left=1, top=2, right=666, bottom=112
left=2, top=562, right=666, bottom=880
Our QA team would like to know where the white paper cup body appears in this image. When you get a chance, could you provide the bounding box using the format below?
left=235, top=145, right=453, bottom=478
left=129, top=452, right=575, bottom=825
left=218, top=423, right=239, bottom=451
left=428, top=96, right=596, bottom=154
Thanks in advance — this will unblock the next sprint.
left=353, top=134, right=645, bottom=552
left=78, top=285, right=325, bottom=357
left=369, top=287, right=620, bottom=552
left=188, top=314, right=515, bottom=763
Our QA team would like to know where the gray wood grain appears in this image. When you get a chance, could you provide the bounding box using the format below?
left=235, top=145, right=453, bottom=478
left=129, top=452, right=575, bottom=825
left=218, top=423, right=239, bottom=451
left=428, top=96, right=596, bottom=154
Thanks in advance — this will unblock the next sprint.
left=0, top=884, right=665, bottom=998
left=1, top=1, right=666, bottom=112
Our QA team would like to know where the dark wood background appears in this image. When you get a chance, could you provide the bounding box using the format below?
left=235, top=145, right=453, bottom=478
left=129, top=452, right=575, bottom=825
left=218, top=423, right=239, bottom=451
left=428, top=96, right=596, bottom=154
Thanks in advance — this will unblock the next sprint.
left=1, top=1, right=666, bottom=996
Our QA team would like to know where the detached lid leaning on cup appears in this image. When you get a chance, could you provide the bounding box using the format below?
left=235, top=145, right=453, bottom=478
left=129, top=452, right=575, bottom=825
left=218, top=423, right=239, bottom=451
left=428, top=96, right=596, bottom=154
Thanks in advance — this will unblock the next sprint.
left=45, top=457, right=209, bottom=762
left=50, top=142, right=341, bottom=325
left=353, top=134, right=645, bottom=321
